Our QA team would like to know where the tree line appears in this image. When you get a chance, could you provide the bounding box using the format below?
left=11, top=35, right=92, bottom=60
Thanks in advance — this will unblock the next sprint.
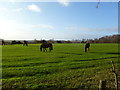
left=0, top=34, right=120, bottom=45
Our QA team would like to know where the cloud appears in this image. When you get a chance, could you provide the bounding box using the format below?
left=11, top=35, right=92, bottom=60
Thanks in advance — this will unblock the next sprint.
left=83, top=27, right=118, bottom=34
left=9, top=0, right=16, bottom=4
left=57, top=0, right=70, bottom=6
left=65, top=26, right=118, bottom=34
left=0, top=18, right=55, bottom=40
left=0, top=7, right=8, bottom=11
left=0, top=4, right=42, bottom=13
left=27, top=4, right=42, bottom=12
left=12, top=8, right=23, bottom=12
left=30, top=24, right=54, bottom=30
left=0, top=19, right=22, bottom=38
left=65, top=26, right=78, bottom=30
left=0, top=7, right=23, bottom=12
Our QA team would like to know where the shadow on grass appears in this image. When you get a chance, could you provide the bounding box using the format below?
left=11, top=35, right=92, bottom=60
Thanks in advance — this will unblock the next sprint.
left=90, top=52, right=120, bottom=55
left=58, top=56, right=66, bottom=58
left=69, top=65, right=96, bottom=70
left=73, top=56, right=119, bottom=62
left=3, top=69, right=57, bottom=78
left=3, top=61, right=61, bottom=68
left=105, top=52, right=120, bottom=55
left=59, top=52, right=82, bottom=55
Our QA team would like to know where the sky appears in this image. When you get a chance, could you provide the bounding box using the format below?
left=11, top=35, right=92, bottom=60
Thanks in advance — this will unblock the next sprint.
left=0, top=1, right=118, bottom=40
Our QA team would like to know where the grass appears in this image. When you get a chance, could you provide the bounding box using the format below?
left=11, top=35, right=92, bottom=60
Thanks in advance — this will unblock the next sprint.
left=2, top=43, right=120, bottom=89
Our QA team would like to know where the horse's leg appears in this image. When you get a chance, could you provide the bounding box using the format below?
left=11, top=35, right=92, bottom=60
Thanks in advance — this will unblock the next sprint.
left=43, top=48, right=45, bottom=52
left=40, top=48, right=42, bottom=51
left=43, top=48, right=47, bottom=52
left=26, top=43, right=28, bottom=46
left=40, top=46, right=42, bottom=51
left=49, top=47, right=52, bottom=52
left=45, top=48, right=47, bottom=52
left=49, top=45, right=53, bottom=52
left=88, top=47, right=90, bottom=51
left=48, top=47, right=50, bottom=52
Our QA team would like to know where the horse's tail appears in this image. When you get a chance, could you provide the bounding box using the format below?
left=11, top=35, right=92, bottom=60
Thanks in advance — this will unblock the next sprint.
left=49, top=43, right=53, bottom=51
left=51, top=44, right=53, bottom=50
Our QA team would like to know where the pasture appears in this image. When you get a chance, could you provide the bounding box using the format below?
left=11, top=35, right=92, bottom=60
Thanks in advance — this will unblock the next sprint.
left=2, top=43, right=120, bottom=89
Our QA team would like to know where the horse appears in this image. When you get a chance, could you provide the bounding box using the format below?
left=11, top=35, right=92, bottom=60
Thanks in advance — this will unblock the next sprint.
left=85, top=42, right=90, bottom=52
left=2, top=40, right=5, bottom=45
left=40, top=43, right=53, bottom=52
left=23, top=40, right=28, bottom=46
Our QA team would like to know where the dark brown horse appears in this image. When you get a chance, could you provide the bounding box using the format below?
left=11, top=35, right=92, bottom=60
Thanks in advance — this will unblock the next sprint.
left=85, top=42, right=90, bottom=52
left=40, top=43, right=53, bottom=52
left=23, top=40, right=28, bottom=46
left=2, top=40, right=5, bottom=45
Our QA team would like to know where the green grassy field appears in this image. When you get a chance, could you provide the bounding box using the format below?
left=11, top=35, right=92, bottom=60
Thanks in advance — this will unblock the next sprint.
left=2, top=43, right=120, bottom=89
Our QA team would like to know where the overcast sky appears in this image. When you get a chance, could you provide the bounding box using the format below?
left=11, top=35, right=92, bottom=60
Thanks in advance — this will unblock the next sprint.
left=0, top=1, right=118, bottom=40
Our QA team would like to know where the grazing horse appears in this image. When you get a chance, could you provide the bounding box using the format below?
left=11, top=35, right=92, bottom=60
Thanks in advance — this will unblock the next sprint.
left=2, top=40, right=5, bottom=45
left=23, top=40, right=28, bottom=46
left=40, top=43, right=53, bottom=52
left=85, top=42, right=90, bottom=52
